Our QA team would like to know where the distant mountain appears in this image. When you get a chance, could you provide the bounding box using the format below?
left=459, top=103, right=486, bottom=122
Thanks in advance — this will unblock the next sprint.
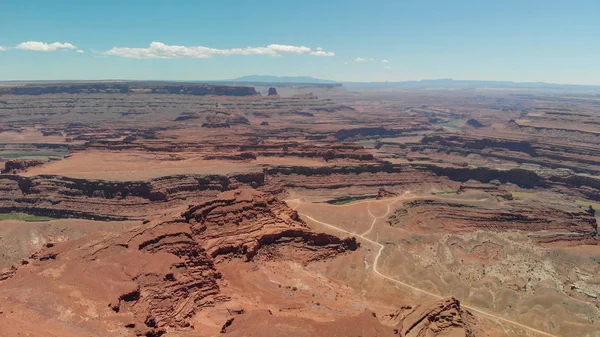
left=232, top=75, right=337, bottom=84
left=343, top=79, right=600, bottom=91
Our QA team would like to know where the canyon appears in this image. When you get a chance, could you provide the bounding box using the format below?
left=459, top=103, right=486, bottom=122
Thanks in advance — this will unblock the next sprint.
left=0, top=82, right=599, bottom=337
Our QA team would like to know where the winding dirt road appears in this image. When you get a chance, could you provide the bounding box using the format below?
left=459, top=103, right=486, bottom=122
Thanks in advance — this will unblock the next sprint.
left=289, top=193, right=558, bottom=337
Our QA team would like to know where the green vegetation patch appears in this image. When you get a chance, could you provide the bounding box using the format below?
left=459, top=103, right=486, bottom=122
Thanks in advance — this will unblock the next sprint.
left=327, top=195, right=377, bottom=205
left=0, top=150, right=69, bottom=161
left=434, top=191, right=458, bottom=196
left=0, top=213, right=57, bottom=222
left=437, top=118, right=466, bottom=131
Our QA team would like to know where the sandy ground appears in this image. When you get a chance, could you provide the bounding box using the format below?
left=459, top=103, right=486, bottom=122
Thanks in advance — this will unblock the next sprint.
left=0, top=219, right=141, bottom=268
left=20, top=150, right=348, bottom=180
left=287, top=192, right=600, bottom=337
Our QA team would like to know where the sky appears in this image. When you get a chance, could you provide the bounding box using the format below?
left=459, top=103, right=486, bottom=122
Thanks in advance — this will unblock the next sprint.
left=0, top=0, right=599, bottom=84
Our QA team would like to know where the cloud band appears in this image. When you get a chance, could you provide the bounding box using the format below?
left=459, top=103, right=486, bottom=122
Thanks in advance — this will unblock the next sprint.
left=101, top=42, right=334, bottom=59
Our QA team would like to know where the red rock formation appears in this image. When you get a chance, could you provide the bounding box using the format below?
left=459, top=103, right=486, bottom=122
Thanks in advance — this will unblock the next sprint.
left=0, top=189, right=357, bottom=336
left=377, top=188, right=399, bottom=199
left=387, top=198, right=598, bottom=239
left=382, top=298, right=484, bottom=337
left=183, top=189, right=358, bottom=262
left=0, top=173, right=264, bottom=220
left=1, top=159, right=45, bottom=174
left=418, top=134, right=600, bottom=176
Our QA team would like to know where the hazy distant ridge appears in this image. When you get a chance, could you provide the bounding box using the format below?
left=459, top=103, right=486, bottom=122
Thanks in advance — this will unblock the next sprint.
left=232, top=75, right=337, bottom=84
left=343, top=79, right=600, bottom=91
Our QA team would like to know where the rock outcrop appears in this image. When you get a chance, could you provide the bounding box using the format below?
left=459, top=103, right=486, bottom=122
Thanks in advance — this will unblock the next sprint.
left=382, top=298, right=483, bottom=337
left=183, top=189, right=358, bottom=262
left=377, top=188, right=399, bottom=199
left=0, top=189, right=358, bottom=336
left=267, top=87, right=279, bottom=96
left=1, top=159, right=45, bottom=174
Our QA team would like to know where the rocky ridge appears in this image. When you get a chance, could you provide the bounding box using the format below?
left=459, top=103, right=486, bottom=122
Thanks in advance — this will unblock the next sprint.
left=382, top=298, right=482, bottom=337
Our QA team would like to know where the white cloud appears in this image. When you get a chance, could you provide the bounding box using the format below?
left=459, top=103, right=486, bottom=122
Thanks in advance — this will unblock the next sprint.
left=0, top=46, right=6, bottom=51
left=354, top=57, right=366, bottom=62
left=76, top=49, right=84, bottom=53
left=382, top=60, right=389, bottom=63
left=310, top=50, right=335, bottom=56
left=384, top=66, right=392, bottom=69
left=16, top=41, right=77, bottom=52
left=101, top=42, right=334, bottom=59
left=369, top=58, right=375, bottom=61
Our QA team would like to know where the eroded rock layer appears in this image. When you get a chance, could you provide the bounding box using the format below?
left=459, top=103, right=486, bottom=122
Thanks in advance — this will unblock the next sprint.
left=2, top=162, right=599, bottom=222
left=0, top=189, right=358, bottom=336
left=388, top=198, right=598, bottom=239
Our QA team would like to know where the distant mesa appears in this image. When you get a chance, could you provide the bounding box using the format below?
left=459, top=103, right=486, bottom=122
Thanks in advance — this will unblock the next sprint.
left=267, top=87, right=279, bottom=96
left=0, top=82, right=259, bottom=97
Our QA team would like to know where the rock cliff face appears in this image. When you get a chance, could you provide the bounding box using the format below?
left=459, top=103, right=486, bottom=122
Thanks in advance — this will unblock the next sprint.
left=387, top=198, right=598, bottom=238
left=0, top=173, right=264, bottom=220
left=420, top=164, right=600, bottom=200
left=334, top=126, right=431, bottom=141
left=0, top=189, right=358, bottom=337
left=238, top=142, right=374, bottom=161
left=417, top=134, right=600, bottom=175
left=2, top=162, right=599, bottom=222
left=262, top=164, right=445, bottom=195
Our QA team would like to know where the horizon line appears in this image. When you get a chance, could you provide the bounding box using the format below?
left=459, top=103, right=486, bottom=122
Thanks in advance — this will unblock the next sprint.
left=1, top=78, right=600, bottom=87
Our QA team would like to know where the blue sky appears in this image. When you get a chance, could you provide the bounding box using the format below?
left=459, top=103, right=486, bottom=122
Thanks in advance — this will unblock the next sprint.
left=0, top=0, right=599, bottom=84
